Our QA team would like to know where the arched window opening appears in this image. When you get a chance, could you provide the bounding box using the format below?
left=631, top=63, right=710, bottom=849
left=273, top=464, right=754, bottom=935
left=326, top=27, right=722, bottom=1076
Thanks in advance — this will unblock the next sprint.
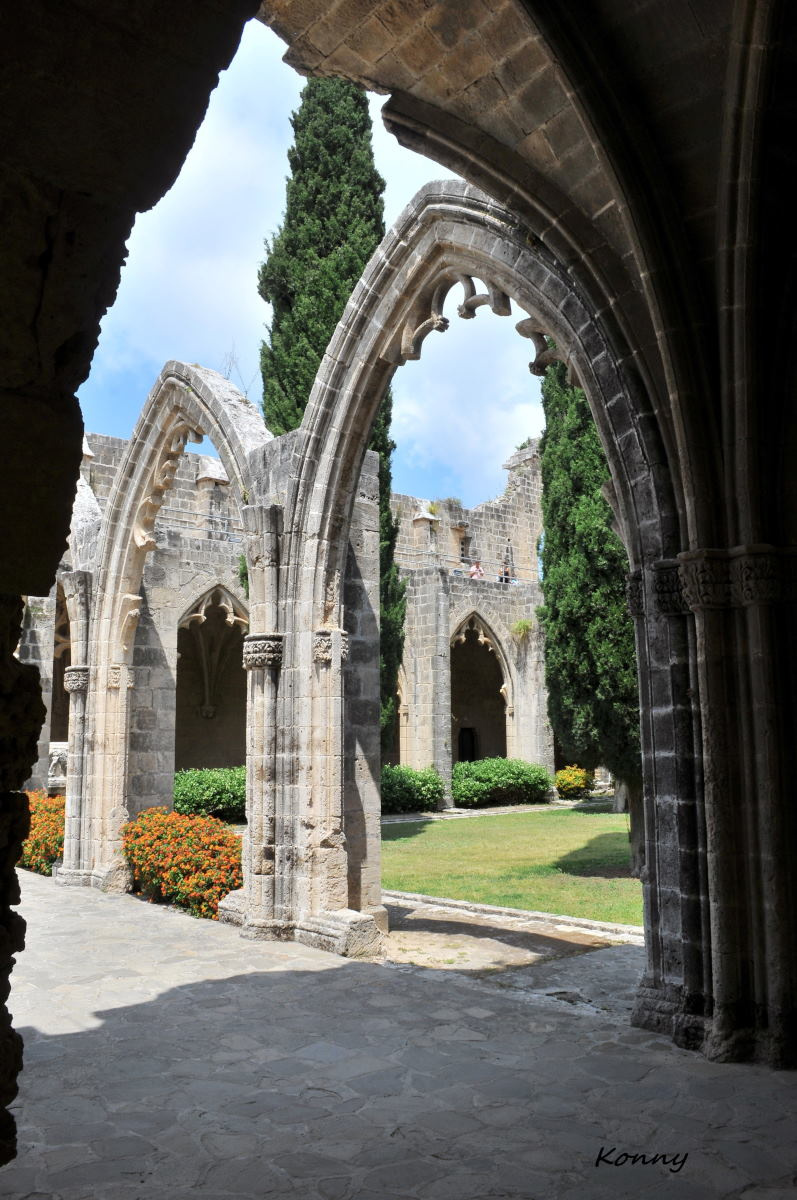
left=175, top=586, right=248, bottom=771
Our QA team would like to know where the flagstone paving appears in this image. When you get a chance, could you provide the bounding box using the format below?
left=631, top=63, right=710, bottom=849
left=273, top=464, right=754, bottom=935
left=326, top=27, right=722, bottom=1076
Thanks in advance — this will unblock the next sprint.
left=3, top=871, right=796, bottom=1199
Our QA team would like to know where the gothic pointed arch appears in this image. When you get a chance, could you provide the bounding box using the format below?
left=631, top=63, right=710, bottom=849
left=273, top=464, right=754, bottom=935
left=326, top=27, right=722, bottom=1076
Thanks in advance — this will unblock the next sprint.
left=450, top=610, right=514, bottom=715
left=277, top=179, right=704, bottom=1034
left=60, top=362, right=272, bottom=890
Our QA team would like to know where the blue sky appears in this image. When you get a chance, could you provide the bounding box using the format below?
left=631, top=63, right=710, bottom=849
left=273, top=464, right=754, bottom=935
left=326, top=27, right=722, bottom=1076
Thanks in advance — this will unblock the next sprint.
left=77, top=19, right=543, bottom=509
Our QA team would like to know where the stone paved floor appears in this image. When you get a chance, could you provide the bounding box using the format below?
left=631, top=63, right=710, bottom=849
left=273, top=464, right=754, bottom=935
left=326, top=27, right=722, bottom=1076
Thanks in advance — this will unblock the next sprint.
left=3, top=872, right=797, bottom=1199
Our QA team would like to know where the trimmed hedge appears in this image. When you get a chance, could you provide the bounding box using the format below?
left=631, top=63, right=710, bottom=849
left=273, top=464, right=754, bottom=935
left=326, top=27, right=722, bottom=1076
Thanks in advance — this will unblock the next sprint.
left=121, top=807, right=242, bottom=920
left=19, top=790, right=65, bottom=875
left=173, top=766, right=246, bottom=823
left=452, top=758, right=552, bottom=808
left=555, top=765, right=595, bottom=799
left=381, top=765, right=443, bottom=814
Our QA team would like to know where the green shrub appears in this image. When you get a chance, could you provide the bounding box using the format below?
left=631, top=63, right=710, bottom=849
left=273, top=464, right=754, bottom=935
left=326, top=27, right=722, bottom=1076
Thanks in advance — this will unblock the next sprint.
left=19, top=791, right=65, bottom=874
left=452, top=758, right=552, bottom=808
left=381, top=765, right=444, bottom=814
left=122, top=807, right=242, bottom=920
left=173, top=767, right=246, bottom=823
left=555, top=765, right=595, bottom=799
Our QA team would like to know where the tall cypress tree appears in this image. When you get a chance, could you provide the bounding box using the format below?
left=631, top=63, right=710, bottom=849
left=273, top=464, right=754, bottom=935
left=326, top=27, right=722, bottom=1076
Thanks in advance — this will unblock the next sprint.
left=538, top=362, right=641, bottom=794
left=259, top=77, right=405, bottom=756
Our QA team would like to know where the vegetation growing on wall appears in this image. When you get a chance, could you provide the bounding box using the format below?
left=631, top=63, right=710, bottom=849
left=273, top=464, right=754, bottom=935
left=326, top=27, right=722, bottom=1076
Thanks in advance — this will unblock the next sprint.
left=258, top=77, right=405, bottom=757
left=537, top=362, right=641, bottom=791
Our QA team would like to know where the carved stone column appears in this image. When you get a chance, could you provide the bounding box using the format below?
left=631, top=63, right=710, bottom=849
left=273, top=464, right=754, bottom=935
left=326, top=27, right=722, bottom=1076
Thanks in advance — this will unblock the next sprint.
left=675, top=545, right=797, bottom=1064
left=218, top=632, right=285, bottom=937
left=0, top=595, right=46, bottom=1164
left=58, top=665, right=90, bottom=880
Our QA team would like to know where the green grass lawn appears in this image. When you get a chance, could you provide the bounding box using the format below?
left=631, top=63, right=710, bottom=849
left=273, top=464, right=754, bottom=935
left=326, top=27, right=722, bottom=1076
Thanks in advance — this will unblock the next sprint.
left=381, top=809, right=643, bottom=926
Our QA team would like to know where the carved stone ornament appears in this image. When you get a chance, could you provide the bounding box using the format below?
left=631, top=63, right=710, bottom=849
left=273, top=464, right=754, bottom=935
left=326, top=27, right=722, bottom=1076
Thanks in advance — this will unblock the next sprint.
left=242, top=633, right=283, bottom=670
left=625, top=571, right=644, bottom=617
left=678, top=547, right=797, bottom=610
left=452, top=614, right=495, bottom=652
left=652, top=562, right=689, bottom=616
left=132, top=421, right=201, bottom=551
left=313, top=629, right=349, bottom=664
left=107, top=665, right=122, bottom=689
left=64, top=665, right=89, bottom=693
left=388, top=273, right=514, bottom=366
left=515, top=319, right=580, bottom=387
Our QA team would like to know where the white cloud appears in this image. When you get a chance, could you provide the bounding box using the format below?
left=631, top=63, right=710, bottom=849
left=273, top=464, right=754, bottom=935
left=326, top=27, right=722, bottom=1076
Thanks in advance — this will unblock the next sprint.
left=390, top=286, right=544, bottom=506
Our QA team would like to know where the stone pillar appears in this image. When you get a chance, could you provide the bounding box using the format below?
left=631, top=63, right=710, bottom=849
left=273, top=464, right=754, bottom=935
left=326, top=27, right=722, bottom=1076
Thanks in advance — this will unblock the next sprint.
left=678, top=546, right=797, bottom=1065
left=433, top=569, right=453, bottom=805
left=57, top=571, right=93, bottom=883
left=60, top=665, right=90, bottom=878
left=218, top=632, right=284, bottom=936
left=293, top=626, right=384, bottom=957
left=0, top=595, right=46, bottom=1165
left=629, top=562, right=710, bottom=1052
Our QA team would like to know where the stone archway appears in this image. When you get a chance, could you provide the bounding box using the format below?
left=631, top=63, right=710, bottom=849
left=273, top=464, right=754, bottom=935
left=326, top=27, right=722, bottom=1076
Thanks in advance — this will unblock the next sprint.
left=277, top=178, right=701, bottom=1039
left=57, top=362, right=274, bottom=896
left=450, top=614, right=511, bottom=764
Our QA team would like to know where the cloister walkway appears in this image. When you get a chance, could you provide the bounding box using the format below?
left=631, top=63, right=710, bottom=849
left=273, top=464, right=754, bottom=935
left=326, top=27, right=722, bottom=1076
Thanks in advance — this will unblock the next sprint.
left=3, top=872, right=796, bottom=1199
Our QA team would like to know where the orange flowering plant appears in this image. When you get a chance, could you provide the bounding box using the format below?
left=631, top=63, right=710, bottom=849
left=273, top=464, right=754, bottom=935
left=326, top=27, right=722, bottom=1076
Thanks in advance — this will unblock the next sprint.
left=121, top=807, right=242, bottom=920
left=19, top=791, right=65, bottom=875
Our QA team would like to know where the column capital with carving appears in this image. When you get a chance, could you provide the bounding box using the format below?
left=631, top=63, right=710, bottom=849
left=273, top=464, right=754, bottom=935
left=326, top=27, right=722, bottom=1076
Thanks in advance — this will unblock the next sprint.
left=678, top=546, right=797, bottom=610
left=242, top=633, right=283, bottom=670
left=64, top=665, right=89, bottom=693
left=313, top=628, right=349, bottom=665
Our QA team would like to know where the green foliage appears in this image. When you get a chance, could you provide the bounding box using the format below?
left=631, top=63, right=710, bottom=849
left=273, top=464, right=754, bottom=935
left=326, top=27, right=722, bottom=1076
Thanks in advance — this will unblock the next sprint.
left=511, top=618, right=534, bottom=642
left=258, top=76, right=405, bottom=762
left=173, top=767, right=246, bottom=824
left=381, top=765, right=443, bottom=814
left=538, top=362, right=641, bottom=784
left=555, top=765, right=595, bottom=799
left=452, top=759, right=553, bottom=808
left=258, top=77, right=386, bottom=436
left=238, top=554, right=249, bottom=599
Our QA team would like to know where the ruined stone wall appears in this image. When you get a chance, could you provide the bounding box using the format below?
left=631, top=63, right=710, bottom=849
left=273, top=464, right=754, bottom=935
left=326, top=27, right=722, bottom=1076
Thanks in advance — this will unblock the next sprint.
left=22, top=437, right=249, bottom=805
left=390, top=440, right=552, bottom=780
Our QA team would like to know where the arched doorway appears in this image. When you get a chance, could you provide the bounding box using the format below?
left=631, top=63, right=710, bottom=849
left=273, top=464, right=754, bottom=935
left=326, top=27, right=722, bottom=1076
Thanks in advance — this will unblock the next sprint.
left=451, top=615, right=508, bottom=763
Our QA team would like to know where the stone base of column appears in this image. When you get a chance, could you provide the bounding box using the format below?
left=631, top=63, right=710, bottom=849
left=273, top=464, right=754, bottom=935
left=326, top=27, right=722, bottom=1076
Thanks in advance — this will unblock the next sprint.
left=630, top=977, right=709, bottom=1052
left=216, top=887, right=245, bottom=926
left=217, top=889, right=294, bottom=941
left=295, top=909, right=384, bottom=957
left=53, top=864, right=93, bottom=887
left=361, top=903, right=389, bottom=934
left=54, top=857, right=132, bottom=893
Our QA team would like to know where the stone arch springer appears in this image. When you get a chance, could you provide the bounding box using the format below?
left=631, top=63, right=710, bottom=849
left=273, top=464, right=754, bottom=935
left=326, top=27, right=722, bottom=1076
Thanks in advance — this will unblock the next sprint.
left=57, top=362, right=274, bottom=894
